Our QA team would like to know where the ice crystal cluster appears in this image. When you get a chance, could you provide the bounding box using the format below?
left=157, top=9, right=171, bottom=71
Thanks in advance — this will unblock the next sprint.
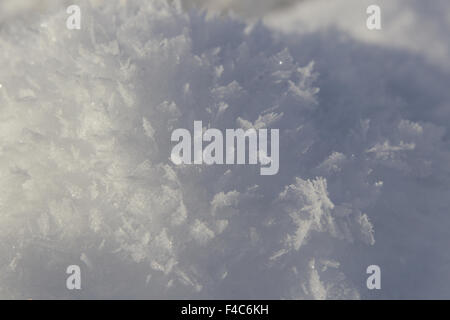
left=0, top=0, right=450, bottom=299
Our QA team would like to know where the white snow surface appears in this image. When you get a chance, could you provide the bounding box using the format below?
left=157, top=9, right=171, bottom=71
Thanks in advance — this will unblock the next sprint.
left=0, top=0, right=449, bottom=299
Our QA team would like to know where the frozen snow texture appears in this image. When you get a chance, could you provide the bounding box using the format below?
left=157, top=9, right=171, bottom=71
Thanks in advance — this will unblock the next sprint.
left=0, top=0, right=449, bottom=299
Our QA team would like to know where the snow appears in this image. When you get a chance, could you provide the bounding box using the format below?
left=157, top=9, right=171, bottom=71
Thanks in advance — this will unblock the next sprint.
left=0, top=0, right=449, bottom=299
